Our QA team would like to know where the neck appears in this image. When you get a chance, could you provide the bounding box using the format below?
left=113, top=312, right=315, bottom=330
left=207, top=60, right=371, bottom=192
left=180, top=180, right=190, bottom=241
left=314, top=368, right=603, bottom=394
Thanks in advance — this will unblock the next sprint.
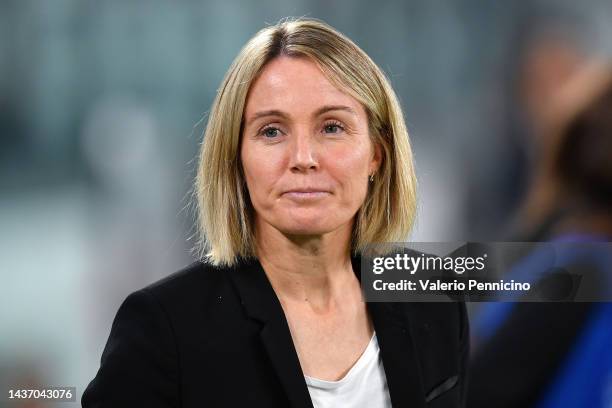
left=254, top=217, right=358, bottom=310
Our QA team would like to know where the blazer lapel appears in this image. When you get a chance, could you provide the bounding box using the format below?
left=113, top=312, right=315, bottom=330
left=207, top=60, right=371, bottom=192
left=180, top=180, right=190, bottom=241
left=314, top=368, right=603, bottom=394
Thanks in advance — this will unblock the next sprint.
left=227, top=257, right=314, bottom=408
left=228, top=254, right=427, bottom=408
left=351, top=254, right=427, bottom=407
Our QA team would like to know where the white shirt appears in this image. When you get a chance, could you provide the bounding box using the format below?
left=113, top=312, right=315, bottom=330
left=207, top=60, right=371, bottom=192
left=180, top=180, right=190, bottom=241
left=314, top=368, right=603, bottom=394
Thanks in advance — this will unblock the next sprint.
left=304, top=332, right=393, bottom=408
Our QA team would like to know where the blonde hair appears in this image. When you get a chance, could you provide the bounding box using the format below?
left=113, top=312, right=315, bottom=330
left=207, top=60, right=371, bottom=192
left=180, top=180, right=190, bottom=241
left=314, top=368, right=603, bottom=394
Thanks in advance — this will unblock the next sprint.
left=195, top=17, right=417, bottom=266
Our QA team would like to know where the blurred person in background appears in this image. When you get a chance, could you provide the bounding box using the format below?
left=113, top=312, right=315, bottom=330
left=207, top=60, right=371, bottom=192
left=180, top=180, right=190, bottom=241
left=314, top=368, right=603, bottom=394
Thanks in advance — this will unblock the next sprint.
left=464, top=11, right=589, bottom=240
left=468, top=62, right=612, bottom=408
left=81, top=18, right=468, bottom=407
left=512, top=61, right=612, bottom=241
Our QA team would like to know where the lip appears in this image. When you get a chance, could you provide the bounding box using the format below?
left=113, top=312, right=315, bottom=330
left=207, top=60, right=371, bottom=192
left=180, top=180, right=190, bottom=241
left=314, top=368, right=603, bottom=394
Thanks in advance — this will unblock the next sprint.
left=282, top=189, right=331, bottom=200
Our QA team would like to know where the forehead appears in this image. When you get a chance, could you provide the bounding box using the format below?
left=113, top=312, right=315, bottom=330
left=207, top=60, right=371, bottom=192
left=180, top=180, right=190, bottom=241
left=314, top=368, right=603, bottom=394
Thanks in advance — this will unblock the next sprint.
left=244, top=56, right=365, bottom=118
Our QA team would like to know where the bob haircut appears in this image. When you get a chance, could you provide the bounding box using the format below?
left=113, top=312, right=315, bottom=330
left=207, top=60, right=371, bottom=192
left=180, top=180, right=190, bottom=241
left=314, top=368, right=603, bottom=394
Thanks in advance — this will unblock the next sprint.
left=195, top=17, right=418, bottom=266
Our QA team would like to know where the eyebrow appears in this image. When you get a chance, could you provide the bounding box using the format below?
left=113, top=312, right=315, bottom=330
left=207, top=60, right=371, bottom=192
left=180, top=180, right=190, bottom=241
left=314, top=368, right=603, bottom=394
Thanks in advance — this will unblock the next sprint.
left=246, top=105, right=357, bottom=127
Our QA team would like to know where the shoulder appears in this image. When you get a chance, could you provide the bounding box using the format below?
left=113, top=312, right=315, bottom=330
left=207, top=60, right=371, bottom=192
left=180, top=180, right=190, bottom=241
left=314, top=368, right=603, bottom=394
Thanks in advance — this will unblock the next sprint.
left=143, top=260, right=225, bottom=293
left=105, top=260, right=246, bottom=334
left=138, top=260, right=234, bottom=307
left=103, top=261, right=233, bottom=339
left=81, top=265, right=228, bottom=406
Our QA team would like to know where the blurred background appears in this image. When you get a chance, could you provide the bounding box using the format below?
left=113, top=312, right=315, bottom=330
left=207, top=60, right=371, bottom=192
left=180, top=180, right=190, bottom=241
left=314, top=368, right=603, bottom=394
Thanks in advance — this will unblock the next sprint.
left=1, top=0, right=612, bottom=406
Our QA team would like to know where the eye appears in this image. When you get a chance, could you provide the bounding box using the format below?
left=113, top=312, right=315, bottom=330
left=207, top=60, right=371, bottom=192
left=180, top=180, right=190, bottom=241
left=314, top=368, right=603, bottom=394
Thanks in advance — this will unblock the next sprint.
left=259, top=126, right=282, bottom=138
left=323, top=121, right=345, bottom=134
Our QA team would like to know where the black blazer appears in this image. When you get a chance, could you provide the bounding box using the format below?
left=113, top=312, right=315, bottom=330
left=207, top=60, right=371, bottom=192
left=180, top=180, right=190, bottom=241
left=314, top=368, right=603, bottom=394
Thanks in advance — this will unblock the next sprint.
left=82, top=254, right=469, bottom=407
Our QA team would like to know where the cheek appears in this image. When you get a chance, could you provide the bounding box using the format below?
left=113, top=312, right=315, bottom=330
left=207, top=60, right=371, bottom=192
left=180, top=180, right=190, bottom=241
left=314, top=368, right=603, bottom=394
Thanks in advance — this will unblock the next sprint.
left=240, top=144, right=260, bottom=196
left=328, top=144, right=371, bottom=200
left=241, top=143, right=284, bottom=199
left=337, top=152, right=369, bottom=174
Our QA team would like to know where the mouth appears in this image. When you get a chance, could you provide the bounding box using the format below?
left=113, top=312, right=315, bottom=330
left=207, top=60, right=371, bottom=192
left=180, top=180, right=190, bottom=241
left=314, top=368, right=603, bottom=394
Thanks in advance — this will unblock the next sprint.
left=282, top=190, right=331, bottom=200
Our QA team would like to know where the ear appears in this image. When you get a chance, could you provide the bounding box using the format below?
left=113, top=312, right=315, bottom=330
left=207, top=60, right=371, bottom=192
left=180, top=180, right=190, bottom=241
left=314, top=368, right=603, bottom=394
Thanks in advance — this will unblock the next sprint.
left=370, top=141, right=383, bottom=175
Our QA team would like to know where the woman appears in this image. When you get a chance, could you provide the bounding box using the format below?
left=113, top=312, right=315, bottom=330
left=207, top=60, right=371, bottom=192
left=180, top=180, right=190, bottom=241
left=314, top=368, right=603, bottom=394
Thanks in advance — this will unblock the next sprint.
left=82, top=18, right=468, bottom=408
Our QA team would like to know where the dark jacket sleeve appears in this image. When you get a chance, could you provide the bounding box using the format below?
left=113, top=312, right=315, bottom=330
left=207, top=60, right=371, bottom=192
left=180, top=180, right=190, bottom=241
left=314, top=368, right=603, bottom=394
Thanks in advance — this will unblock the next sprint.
left=467, top=302, right=593, bottom=408
left=82, top=289, right=180, bottom=407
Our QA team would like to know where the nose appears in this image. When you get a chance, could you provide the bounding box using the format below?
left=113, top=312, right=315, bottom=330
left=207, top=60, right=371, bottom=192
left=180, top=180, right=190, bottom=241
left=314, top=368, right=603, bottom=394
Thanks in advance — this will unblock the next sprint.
left=289, top=129, right=319, bottom=173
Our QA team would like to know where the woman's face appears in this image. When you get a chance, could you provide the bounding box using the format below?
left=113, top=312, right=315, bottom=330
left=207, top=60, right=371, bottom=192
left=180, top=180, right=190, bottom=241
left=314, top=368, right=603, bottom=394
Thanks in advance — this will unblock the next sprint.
left=241, top=56, right=381, bottom=238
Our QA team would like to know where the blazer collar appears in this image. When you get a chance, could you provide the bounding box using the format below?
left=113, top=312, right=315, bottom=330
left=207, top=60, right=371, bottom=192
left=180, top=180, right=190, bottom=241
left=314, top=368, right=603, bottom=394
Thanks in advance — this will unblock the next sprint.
left=227, top=253, right=426, bottom=408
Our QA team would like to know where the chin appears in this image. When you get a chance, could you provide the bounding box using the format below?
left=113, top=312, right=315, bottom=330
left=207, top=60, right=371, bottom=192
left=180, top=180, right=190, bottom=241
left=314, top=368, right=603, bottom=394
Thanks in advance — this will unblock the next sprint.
left=275, top=215, right=340, bottom=236
left=261, top=207, right=351, bottom=236
left=279, top=222, right=333, bottom=236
